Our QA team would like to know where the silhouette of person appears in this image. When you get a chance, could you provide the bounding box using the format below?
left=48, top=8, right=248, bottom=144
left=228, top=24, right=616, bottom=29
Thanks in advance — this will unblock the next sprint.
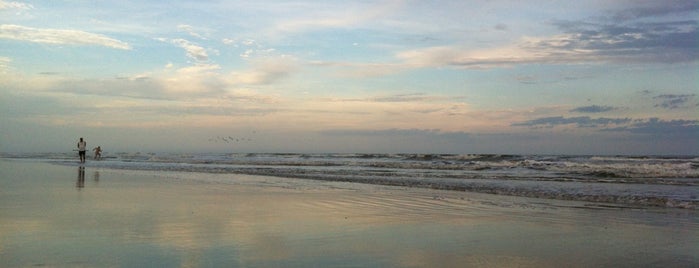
left=93, top=146, right=102, bottom=160
left=77, top=137, right=87, bottom=163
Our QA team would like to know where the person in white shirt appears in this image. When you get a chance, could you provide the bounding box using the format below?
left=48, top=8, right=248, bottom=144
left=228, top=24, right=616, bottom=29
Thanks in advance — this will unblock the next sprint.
left=77, top=137, right=87, bottom=163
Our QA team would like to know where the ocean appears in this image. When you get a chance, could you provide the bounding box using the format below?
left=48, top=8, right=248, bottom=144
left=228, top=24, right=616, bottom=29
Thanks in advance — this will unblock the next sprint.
left=2, top=152, right=697, bottom=209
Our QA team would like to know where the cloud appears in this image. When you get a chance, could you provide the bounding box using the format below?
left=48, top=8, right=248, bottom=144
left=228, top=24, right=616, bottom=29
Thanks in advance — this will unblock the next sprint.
left=653, top=94, right=696, bottom=109
left=544, top=19, right=698, bottom=63
left=220, top=38, right=280, bottom=62
left=319, top=128, right=474, bottom=146
left=0, top=56, right=9, bottom=73
left=570, top=105, right=618, bottom=113
left=512, top=116, right=631, bottom=128
left=395, top=3, right=698, bottom=70
left=399, top=20, right=697, bottom=69
left=170, top=38, right=209, bottom=62
left=177, top=24, right=207, bottom=40
left=0, top=24, right=130, bottom=50
left=320, top=128, right=443, bottom=137
left=603, top=118, right=699, bottom=136
left=395, top=43, right=581, bottom=69
left=308, top=60, right=405, bottom=78
left=228, top=57, right=297, bottom=85
left=102, top=103, right=278, bottom=118
left=0, top=0, right=33, bottom=10
left=227, top=39, right=278, bottom=60
left=223, top=38, right=259, bottom=48
left=546, top=1, right=698, bottom=64
left=515, top=75, right=538, bottom=84
left=513, top=116, right=699, bottom=138
left=371, top=93, right=441, bottom=103
left=494, top=23, right=508, bottom=31
left=611, top=0, right=698, bottom=21
left=323, top=93, right=449, bottom=104
left=272, top=0, right=403, bottom=34
left=52, top=76, right=169, bottom=100
left=32, top=63, right=231, bottom=101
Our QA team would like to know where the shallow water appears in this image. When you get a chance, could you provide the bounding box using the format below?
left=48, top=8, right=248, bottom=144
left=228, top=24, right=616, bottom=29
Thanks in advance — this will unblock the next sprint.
left=4, top=152, right=697, bottom=209
left=0, top=160, right=697, bottom=267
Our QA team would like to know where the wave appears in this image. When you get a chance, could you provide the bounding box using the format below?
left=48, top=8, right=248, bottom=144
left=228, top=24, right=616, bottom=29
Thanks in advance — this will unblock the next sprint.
left=2, top=152, right=697, bottom=209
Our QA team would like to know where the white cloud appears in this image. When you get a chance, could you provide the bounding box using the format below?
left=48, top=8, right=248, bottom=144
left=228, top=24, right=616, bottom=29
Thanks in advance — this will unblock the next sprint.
left=222, top=38, right=235, bottom=45
left=394, top=37, right=600, bottom=70
left=221, top=38, right=259, bottom=47
left=0, top=0, right=33, bottom=10
left=395, top=44, right=546, bottom=69
left=242, top=39, right=257, bottom=46
left=221, top=38, right=266, bottom=58
left=170, top=38, right=209, bottom=62
left=173, top=63, right=221, bottom=76
left=177, top=24, right=207, bottom=40
left=0, top=24, right=131, bottom=50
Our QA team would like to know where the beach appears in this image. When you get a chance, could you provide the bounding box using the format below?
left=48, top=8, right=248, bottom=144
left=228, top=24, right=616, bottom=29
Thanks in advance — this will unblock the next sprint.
left=1, top=159, right=697, bottom=267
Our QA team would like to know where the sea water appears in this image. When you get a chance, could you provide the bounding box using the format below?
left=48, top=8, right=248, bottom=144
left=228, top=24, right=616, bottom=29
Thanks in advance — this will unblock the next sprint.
left=2, top=152, right=697, bottom=209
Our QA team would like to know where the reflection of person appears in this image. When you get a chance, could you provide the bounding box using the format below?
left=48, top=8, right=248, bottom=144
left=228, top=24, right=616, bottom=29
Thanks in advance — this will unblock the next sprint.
left=77, top=166, right=85, bottom=189
left=93, top=146, right=102, bottom=160
left=77, top=137, right=87, bottom=163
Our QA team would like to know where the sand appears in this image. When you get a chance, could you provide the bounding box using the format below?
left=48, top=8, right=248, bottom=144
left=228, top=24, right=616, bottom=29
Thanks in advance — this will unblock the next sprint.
left=0, top=160, right=697, bottom=267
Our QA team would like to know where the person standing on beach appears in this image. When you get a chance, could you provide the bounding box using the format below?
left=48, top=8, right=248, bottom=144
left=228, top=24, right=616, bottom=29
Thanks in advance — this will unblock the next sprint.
left=77, top=137, right=87, bottom=163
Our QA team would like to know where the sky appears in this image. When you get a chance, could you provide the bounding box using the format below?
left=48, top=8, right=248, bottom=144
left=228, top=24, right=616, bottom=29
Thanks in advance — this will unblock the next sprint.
left=0, top=0, right=697, bottom=155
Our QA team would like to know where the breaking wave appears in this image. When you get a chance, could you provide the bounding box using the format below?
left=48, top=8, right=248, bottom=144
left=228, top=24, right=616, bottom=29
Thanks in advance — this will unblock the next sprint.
left=3, top=152, right=698, bottom=209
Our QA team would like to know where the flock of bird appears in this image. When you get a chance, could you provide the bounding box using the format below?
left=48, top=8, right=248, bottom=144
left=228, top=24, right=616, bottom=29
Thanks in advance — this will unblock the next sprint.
left=209, top=132, right=254, bottom=143
left=208, top=136, right=253, bottom=144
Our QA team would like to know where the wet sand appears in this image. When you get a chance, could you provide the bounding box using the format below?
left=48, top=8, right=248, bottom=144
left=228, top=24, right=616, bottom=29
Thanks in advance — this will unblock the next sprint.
left=0, top=160, right=697, bottom=267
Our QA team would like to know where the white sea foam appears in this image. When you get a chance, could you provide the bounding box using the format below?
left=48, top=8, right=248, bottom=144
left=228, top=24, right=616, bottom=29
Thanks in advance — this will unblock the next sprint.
left=2, top=152, right=698, bottom=209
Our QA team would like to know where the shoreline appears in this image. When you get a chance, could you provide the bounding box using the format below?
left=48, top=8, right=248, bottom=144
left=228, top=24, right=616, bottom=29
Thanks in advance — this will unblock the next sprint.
left=9, top=155, right=697, bottom=210
left=1, top=160, right=697, bottom=267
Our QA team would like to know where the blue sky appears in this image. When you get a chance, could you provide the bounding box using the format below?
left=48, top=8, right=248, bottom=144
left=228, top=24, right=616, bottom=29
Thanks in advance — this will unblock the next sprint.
left=1, top=0, right=697, bottom=155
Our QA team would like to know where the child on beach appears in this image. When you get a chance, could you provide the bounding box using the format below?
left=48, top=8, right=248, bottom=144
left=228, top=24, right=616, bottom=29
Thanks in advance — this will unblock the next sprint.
left=93, top=146, right=102, bottom=160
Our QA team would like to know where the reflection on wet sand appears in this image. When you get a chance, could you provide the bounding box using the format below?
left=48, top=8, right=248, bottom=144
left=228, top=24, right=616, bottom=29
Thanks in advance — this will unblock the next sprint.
left=0, top=161, right=697, bottom=267
left=76, top=168, right=101, bottom=189
left=76, top=166, right=85, bottom=189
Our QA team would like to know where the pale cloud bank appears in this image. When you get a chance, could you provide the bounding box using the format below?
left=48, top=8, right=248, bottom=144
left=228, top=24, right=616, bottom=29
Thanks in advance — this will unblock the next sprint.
left=0, top=24, right=130, bottom=50
left=396, top=3, right=698, bottom=70
left=396, top=23, right=697, bottom=69
left=513, top=116, right=699, bottom=137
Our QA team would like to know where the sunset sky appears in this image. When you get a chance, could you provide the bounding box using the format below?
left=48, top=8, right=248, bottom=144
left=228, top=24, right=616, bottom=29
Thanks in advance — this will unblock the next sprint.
left=1, top=0, right=697, bottom=155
